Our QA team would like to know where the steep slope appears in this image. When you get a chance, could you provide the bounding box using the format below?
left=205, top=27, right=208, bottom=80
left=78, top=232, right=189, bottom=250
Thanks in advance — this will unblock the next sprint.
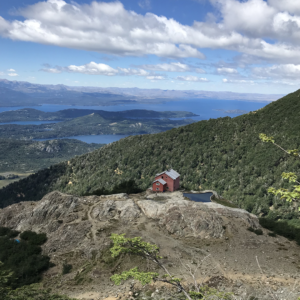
left=0, top=191, right=299, bottom=299
left=0, top=90, right=300, bottom=220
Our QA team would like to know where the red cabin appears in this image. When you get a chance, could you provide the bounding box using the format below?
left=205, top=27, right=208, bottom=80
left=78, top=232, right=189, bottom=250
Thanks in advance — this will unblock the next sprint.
left=152, top=169, right=180, bottom=192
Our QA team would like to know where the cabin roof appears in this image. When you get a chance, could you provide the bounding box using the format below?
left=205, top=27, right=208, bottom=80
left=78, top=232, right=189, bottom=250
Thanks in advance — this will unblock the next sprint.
left=156, top=169, right=180, bottom=180
left=153, top=178, right=167, bottom=185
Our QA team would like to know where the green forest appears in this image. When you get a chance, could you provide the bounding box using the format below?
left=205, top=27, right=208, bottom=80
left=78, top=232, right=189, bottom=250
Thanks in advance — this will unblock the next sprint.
left=1, top=90, right=300, bottom=223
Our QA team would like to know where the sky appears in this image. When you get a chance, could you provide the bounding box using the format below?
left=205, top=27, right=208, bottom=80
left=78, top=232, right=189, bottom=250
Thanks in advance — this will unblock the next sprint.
left=0, top=0, right=300, bottom=94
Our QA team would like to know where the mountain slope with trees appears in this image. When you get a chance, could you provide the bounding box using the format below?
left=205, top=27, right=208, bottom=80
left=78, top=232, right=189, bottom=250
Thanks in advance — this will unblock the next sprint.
left=0, top=90, right=300, bottom=221
left=0, top=139, right=102, bottom=173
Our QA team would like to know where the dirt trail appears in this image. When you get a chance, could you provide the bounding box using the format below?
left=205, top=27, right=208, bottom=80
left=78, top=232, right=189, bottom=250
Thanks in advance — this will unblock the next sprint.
left=87, top=201, right=101, bottom=246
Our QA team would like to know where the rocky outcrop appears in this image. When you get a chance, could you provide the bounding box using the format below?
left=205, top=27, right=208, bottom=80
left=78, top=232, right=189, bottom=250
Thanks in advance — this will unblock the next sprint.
left=0, top=191, right=260, bottom=255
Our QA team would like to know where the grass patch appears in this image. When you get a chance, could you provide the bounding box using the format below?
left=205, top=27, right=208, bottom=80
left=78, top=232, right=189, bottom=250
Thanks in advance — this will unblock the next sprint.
left=211, top=197, right=238, bottom=208
left=259, top=218, right=300, bottom=244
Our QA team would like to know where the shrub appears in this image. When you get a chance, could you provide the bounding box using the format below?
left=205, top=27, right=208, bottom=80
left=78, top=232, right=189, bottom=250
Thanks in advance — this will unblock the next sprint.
left=254, top=229, right=263, bottom=235
left=0, top=227, right=51, bottom=288
left=20, top=231, right=47, bottom=245
left=259, top=218, right=300, bottom=244
left=247, top=227, right=255, bottom=232
left=62, top=264, right=73, bottom=275
left=247, top=227, right=263, bottom=235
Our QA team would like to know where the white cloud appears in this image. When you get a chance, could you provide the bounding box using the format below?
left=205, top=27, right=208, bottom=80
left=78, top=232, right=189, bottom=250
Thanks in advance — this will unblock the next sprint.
left=42, top=68, right=62, bottom=74
left=0, top=1, right=204, bottom=59
left=253, top=64, right=300, bottom=80
left=176, top=76, right=208, bottom=82
left=67, top=62, right=118, bottom=76
left=7, top=68, right=16, bottom=72
left=140, top=62, right=205, bottom=73
left=217, top=67, right=238, bottom=74
left=42, top=61, right=154, bottom=77
left=8, top=73, right=19, bottom=77
left=138, top=0, right=151, bottom=10
left=146, top=75, right=166, bottom=80
left=223, top=78, right=255, bottom=84
left=1, top=0, right=300, bottom=63
left=268, top=0, right=300, bottom=15
left=119, top=67, right=149, bottom=76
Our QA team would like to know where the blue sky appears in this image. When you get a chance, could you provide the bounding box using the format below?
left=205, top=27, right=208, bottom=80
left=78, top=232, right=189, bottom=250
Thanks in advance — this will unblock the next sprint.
left=1, top=0, right=300, bottom=94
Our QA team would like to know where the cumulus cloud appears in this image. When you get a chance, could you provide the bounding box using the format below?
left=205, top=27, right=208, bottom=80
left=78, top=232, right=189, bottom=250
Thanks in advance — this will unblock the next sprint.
left=176, top=75, right=208, bottom=82
left=67, top=62, right=118, bottom=76
left=223, top=78, right=255, bottom=84
left=7, top=68, right=16, bottom=72
left=138, top=0, right=151, bottom=10
left=1, top=0, right=300, bottom=63
left=8, top=73, right=19, bottom=76
left=217, top=67, right=238, bottom=75
left=42, top=61, right=164, bottom=77
left=146, top=75, right=166, bottom=80
left=253, top=64, right=300, bottom=80
left=268, top=0, right=300, bottom=15
left=0, top=0, right=204, bottom=59
left=140, top=62, right=205, bottom=73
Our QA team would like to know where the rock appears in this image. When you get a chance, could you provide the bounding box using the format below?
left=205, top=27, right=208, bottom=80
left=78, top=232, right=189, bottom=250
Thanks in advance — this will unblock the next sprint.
left=91, top=199, right=140, bottom=222
left=137, top=193, right=259, bottom=238
left=0, top=190, right=260, bottom=255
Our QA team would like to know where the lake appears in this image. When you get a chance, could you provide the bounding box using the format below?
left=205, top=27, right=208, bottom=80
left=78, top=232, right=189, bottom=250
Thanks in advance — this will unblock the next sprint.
left=0, top=99, right=269, bottom=144
left=34, top=134, right=131, bottom=144
left=183, top=192, right=213, bottom=203
left=0, top=99, right=269, bottom=120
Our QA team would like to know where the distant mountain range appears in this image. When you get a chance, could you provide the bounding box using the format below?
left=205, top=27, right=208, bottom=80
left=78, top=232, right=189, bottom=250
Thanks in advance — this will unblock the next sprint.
left=0, top=79, right=283, bottom=107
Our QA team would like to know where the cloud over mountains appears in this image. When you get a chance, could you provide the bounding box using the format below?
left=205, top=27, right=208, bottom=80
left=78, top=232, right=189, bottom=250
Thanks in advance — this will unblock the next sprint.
left=1, top=0, right=300, bottom=64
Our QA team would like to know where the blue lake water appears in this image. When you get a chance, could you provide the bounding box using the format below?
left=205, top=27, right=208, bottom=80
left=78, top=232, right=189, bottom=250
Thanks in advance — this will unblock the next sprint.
left=0, top=99, right=269, bottom=120
left=34, top=134, right=131, bottom=144
left=0, top=121, right=61, bottom=125
left=0, top=99, right=270, bottom=144
left=183, top=192, right=213, bottom=203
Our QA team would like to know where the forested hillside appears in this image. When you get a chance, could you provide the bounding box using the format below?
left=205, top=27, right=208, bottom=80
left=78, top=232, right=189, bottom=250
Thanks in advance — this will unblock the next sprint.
left=0, top=139, right=102, bottom=172
left=1, top=90, right=300, bottom=221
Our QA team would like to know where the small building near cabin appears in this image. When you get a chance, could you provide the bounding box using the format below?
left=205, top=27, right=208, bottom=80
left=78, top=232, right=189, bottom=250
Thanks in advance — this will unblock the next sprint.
left=152, top=169, right=180, bottom=192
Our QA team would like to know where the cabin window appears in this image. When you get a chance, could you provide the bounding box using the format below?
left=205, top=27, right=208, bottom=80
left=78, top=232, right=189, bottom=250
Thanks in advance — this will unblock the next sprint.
left=161, top=176, right=164, bottom=179
left=166, top=176, right=168, bottom=178
left=156, top=182, right=160, bottom=185
left=156, top=188, right=159, bottom=191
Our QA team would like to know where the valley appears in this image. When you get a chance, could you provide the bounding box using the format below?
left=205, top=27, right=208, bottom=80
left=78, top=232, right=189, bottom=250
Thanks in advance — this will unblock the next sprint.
left=1, top=89, right=299, bottom=225
left=0, top=112, right=196, bottom=140
left=0, top=172, right=32, bottom=189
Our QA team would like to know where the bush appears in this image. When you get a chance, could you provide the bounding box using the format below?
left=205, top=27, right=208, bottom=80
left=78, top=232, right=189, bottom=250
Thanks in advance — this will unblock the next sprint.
left=259, top=218, right=300, bottom=244
left=268, top=232, right=277, bottom=237
left=247, top=227, right=263, bottom=235
left=247, top=227, right=254, bottom=232
left=0, top=227, right=19, bottom=238
left=254, top=229, right=263, bottom=235
left=62, top=264, right=73, bottom=275
left=20, top=231, right=47, bottom=245
left=0, top=227, right=51, bottom=288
